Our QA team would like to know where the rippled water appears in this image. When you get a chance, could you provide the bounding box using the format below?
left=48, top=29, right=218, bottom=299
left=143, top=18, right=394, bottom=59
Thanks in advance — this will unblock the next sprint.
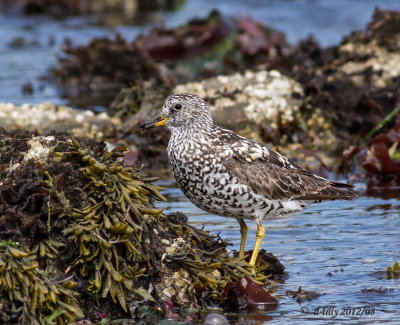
left=157, top=180, right=400, bottom=324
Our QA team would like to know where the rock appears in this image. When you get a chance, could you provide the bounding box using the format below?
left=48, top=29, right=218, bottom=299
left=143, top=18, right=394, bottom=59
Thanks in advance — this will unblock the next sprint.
left=108, top=10, right=400, bottom=171
left=51, top=10, right=289, bottom=107
left=0, top=132, right=283, bottom=322
left=18, top=0, right=181, bottom=18
left=53, top=35, right=171, bottom=104
left=221, top=276, right=278, bottom=312
left=203, top=313, right=229, bottom=325
left=174, top=70, right=304, bottom=138
left=0, top=102, right=119, bottom=139
left=263, top=9, right=400, bottom=156
left=113, top=69, right=340, bottom=170
left=338, top=9, right=400, bottom=90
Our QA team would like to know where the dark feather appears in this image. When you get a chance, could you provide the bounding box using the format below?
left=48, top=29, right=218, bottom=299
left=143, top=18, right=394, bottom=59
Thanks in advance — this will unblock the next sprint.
left=220, top=130, right=357, bottom=201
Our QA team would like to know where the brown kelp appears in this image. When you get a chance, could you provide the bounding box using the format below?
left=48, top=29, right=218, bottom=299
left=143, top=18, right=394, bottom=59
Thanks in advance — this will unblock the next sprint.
left=56, top=137, right=167, bottom=312
left=0, top=132, right=282, bottom=323
left=0, top=241, right=83, bottom=324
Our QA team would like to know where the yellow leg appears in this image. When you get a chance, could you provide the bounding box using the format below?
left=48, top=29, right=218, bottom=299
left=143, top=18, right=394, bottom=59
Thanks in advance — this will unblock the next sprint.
left=238, top=219, right=248, bottom=257
left=249, top=221, right=265, bottom=266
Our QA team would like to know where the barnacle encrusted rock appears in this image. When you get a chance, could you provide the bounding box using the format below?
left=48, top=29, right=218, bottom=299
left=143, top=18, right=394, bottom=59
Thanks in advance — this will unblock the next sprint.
left=0, top=102, right=119, bottom=139
left=338, top=9, right=400, bottom=89
left=0, top=131, right=283, bottom=323
left=173, top=70, right=304, bottom=135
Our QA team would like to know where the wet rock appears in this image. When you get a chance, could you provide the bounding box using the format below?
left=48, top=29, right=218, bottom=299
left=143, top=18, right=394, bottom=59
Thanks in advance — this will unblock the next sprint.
left=203, top=313, right=229, bottom=325
left=286, top=286, right=321, bottom=303
left=265, top=9, right=400, bottom=151
left=9, top=36, right=27, bottom=49
left=222, top=276, right=278, bottom=312
left=21, top=82, right=34, bottom=95
left=0, top=102, right=119, bottom=139
left=269, top=39, right=386, bottom=144
left=53, top=35, right=171, bottom=103
left=335, top=9, right=400, bottom=90
left=0, top=131, right=283, bottom=323
left=136, top=11, right=288, bottom=82
left=138, top=10, right=235, bottom=62
left=18, top=0, right=181, bottom=18
left=112, top=69, right=340, bottom=170
left=53, top=10, right=289, bottom=106
left=257, top=250, right=286, bottom=277
left=174, top=70, right=303, bottom=137
left=108, top=81, right=170, bottom=128
left=361, top=287, right=394, bottom=294
left=108, top=82, right=171, bottom=169
left=52, top=9, right=400, bottom=171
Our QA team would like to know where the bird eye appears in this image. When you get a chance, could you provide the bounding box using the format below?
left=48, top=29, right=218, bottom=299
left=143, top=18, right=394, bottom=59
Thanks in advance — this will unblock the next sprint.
left=174, top=104, right=182, bottom=111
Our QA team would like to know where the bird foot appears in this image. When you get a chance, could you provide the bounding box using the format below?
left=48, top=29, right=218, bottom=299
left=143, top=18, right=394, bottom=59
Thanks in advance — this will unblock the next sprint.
left=247, top=265, right=256, bottom=276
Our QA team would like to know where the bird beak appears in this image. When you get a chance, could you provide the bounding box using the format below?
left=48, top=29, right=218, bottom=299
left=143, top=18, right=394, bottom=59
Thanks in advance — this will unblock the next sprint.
left=138, top=116, right=169, bottom=133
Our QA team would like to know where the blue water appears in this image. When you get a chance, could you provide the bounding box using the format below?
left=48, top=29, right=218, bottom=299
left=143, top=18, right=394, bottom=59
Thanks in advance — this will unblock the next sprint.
left=157, top=181, right=400, bottom=324
left=0, top=0, right=399, bottom=105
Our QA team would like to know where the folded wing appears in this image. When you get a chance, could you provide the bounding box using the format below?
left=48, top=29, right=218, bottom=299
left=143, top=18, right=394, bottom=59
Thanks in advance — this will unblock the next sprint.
left=222, top=137, right=356, bottom=201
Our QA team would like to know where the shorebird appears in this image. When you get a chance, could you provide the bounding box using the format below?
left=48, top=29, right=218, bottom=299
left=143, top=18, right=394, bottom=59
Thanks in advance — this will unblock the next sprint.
left=140, top=93, right=356, bottom=268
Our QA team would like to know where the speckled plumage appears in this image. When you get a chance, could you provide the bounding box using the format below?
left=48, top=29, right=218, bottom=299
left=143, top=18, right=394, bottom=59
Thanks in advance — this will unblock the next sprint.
left=140, top=93, right=356, bottom=265
left=161, top=94, right=355, bottom=222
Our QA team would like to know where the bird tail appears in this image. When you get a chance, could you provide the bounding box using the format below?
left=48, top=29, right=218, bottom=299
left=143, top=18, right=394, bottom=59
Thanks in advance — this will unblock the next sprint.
left=330, top=181, right=355, bottom=188
left=320, top=181, right=358, bottom=200
left=298, top=180, right=357, bottom=201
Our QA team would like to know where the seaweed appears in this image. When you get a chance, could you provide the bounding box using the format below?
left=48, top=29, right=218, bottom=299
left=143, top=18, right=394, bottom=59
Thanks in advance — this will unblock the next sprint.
left=338, top=115, right=400, bottom=192
left=54, top=137, right=278, bottom=314
left=0, top=241, right=83, bottom=325
left=386, top=261, right=400, bottom=280
left=0, top=132, right=283, bottom=322
left=55, top=137, right=166, bottom=312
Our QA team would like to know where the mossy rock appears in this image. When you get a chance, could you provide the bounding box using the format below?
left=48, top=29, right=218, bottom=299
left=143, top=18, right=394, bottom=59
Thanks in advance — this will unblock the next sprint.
left=0, top=131, right=282, bottom=323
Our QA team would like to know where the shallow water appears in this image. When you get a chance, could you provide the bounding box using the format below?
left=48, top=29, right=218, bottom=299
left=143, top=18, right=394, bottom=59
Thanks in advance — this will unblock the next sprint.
left=157, top=180, right=400, bottom=324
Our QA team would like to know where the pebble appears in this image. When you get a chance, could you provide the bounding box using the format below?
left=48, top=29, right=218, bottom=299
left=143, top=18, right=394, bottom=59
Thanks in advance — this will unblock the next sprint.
left=203, top=313, right=229, bottom=325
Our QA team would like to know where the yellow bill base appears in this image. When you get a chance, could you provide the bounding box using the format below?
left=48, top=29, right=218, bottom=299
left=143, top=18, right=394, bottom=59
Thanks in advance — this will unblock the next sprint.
left=154, top=117, right=168, bottom=126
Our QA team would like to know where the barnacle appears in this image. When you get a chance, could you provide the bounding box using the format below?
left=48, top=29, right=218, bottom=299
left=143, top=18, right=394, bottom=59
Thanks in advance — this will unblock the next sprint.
left=0, top=241, right=83, bottom=324
left=160, top=214, right=270, bottom=302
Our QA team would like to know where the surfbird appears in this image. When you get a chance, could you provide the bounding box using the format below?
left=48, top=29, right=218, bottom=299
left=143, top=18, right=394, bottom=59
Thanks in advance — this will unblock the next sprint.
left=140, top=93, right=357, bottom=268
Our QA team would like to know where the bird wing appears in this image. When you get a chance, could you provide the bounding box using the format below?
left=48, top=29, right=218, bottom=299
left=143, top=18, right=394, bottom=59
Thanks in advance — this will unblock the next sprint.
left=220, top=135, right=356, bottom=201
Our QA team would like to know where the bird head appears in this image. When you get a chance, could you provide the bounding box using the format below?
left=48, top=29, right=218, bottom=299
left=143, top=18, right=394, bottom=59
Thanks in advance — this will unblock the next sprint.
left=139, top=93, right=213, bottom=132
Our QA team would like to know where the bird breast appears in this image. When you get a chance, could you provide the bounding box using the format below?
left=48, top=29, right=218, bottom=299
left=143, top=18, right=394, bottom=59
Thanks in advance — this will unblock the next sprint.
left=166, top=129, right=310, bottom=220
